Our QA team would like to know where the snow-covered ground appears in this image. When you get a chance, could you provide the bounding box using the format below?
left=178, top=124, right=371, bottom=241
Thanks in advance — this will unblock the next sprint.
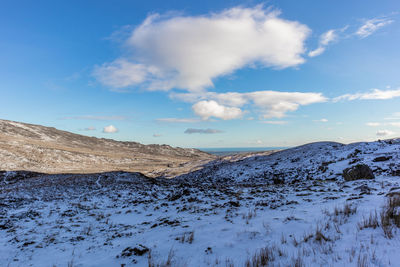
left=1, top=139, right=400, bottom=266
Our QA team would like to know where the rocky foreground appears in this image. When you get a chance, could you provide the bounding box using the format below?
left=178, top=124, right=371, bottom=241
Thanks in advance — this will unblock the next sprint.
left=1, top=138, right=400, bottom=266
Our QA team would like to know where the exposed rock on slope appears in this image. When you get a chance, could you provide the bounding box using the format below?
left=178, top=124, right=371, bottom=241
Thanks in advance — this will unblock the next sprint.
left=177, top=140, right=400, bottom=184
left=0, top=119, right=215, bottom=177
left=343, top=164, right=375, bottom=181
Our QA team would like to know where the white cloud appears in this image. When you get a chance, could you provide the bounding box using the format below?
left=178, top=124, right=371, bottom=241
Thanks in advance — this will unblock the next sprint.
left=175, top=90, right=326, bottom=120
left=95, top=6, right=310, bottom=92
left=192, top=100, right=244, bottom=120
left=247, top=91, right=326, bottom=118
left=61, top=115, right=128, bottom=121
left=308, top=46, right=326, bottom=58
left=308, top=29, right=338, bottom=57
left=184, top=128, right=223, bottom=134
left=367, top=122, right=400, bottom=127
left=314, top=118, right=328, bottom=122
left=376, top=129, right=395, bottom=136
left=356, top=18, right=394, bottom=38
left=103, top=125, right=118, bottom=133
left=260, top=120, right=288, bottom=125
left=366, top=122, right=381, bottom=127
left=156, top=118, right=201, bottom=123
left=153, top=133, right=162, bottom=137
left=93, top=59, right=160, bottom=90
left=334, top=88, right=400, bottom=102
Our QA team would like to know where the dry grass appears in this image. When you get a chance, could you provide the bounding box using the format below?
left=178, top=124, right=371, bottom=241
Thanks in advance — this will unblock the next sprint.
left=357, top=211, right=379, bottom=230
left=148, top=249, right=175, bottom=267
left=245, top=246, right=276, bottom=267
left=380, top=196, right=400, bottom=239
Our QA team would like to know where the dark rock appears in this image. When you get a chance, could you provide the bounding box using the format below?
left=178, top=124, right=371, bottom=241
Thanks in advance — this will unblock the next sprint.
left=120, top=245, right=149, bottom=257
left=373, top=156, right=392, bottom=162
left=227, top=201, right=240, bottom=207
left=343, top=164, right=374, bottom=181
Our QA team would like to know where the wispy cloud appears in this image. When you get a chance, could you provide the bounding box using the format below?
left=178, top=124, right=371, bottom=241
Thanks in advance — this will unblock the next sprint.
left=260, top=120, right=288, bottom=125
left=94, top=5, right=310, bottom=92
left=376, top=129, right=395, bottom=137
left=103, top=125, right=118, bottom=133
left=156, top=118, right=201, bottom=123
left=334, top=88, right=400, bottom=102
left=313, top=118, right=328, bottom=122
left=61, top=115, right=128, bottom=121
left=308, top=27, right=347, bottom=57
left=356, top=17, right=394, bottom=38
left=153, top=133, right=162, bottom=137
left=366, top=122, right=380, bottom=127
left=366, top=122, right=400, bottom=127
left=184, top=128, right=223, bottom=134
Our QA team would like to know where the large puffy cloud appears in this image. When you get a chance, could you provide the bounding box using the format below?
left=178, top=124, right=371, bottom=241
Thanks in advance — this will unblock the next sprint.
left=356, top=18, right=393, bottom=38
left=94, top=6, right=310, bottom=91
left=175, top=90, right=326, bottom=120
left=334, top=88, right=400, bottom=102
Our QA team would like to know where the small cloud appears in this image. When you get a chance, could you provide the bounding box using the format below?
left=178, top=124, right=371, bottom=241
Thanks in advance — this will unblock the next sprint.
left=153, top=133, right=162, bottom=137
left=366, top=122, right=381, bottom=127
left=61, top=115, right=128, bottom=121
left=103, top=125, right=118, bottom=133
left=83, top=126, right=96, bottom=131
left=184, top=128, right=223, bottom=134
left=314, top=118, right=328, bottom=122
left=260, top=120, right=288, bottom=125
left=156, top=118, right=201, bottom=123
left=356, top=17, right=394, bottom=38
left=376, top=129, right=395, bottom=136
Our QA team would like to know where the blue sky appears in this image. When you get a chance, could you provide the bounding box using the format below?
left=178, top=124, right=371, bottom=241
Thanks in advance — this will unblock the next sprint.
left=1, top=0, right=400, bottom=148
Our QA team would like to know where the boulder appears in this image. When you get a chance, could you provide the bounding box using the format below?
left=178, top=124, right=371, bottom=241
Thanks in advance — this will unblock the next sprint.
left=343, top=164, right=375, bottom=181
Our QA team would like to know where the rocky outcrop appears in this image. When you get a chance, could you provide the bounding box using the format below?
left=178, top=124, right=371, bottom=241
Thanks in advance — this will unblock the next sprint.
left=343, top=164, right=375, bottom=181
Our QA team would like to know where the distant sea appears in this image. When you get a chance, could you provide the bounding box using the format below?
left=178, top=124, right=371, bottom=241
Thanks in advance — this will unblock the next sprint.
left=198, top=147, right=288, bottom=156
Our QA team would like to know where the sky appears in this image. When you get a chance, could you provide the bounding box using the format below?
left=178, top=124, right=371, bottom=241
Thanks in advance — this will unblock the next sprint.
left=1, top=0, right=400, bottom=148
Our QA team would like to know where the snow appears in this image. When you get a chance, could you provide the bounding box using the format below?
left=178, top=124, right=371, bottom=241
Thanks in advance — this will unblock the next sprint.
left=1, top=139, right=400, bottom=266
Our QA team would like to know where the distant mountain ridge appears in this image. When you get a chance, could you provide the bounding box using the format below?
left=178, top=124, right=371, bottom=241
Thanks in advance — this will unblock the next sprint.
left=0, top=119, right=215, bottom=177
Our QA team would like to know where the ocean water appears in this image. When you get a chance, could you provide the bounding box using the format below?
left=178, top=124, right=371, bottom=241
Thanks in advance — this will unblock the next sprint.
left=198, top=147, right=288, bottom=156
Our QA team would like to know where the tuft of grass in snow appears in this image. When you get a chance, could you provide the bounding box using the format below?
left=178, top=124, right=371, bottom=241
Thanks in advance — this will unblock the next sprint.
left=245, top=246, right=276, bottom=267
left=380, top=195, right=400, bottom=239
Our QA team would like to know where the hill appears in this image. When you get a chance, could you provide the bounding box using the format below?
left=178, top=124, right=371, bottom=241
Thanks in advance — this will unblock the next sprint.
left=0, top=119, right=215, bottom=177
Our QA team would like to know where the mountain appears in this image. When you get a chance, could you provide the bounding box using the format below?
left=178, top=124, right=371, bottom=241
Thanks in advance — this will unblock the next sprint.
left=1, top=122, right=400, bottom=266
left=0, top=119, right=215, bottom=177
left=177, top=139, right=400, bottom=184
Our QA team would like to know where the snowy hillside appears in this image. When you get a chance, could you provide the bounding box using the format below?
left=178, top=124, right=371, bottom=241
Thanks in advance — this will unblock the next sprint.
left=1, top=139, right=400, bottom=266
